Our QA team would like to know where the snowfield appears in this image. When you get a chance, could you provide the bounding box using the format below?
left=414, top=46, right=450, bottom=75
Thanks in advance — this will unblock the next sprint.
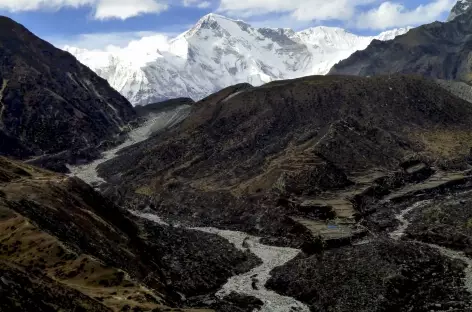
left=65, top=14, right=410, bottom=106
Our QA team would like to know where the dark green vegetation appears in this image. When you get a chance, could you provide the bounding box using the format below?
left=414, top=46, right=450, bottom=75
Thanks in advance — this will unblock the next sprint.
left=0, top=16, right=135, bottom=163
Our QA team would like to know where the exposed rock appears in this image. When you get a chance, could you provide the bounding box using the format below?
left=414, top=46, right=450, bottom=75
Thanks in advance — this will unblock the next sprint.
left=329, top=7, right=472, bottom=86
left=135, top=98, right=195, bottom=117
left=83, top=74, right=472, bottom=310
left=0, top=157, right=259, bottom=311
left=447, top=0, right=472, bottom=21
left=97, top=75, right=472, bottom=249
left=266, top=241, right=472, bottom=311
left=404, top=189, right=472, bottom=252
left=0, top=16, right=136, bottom=164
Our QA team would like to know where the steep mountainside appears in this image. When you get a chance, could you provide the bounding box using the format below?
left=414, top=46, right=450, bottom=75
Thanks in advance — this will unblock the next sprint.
left=89, top=74, right=472, bottom=310
left=135, top=97, right=195, bottom=117
left=65, top=14, right=410, bottom=105
left=96, top=75, right=472, bottom=242
left=330, top=4, right=472, bottom=83
left=0, top=157, right=259, bottom=311
left=447, top=0, right=472, bottom=21
left=0, top=16, right=136, bottom=160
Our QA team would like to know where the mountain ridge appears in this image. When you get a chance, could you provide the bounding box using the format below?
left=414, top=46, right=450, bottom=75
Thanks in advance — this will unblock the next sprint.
left=0, top=15, right=136, bottom=165
left=65, top=14, right=410, bottom=105
left=447, top=0, right=472, bottom=21
left=329, top=2, right=472, bottom=84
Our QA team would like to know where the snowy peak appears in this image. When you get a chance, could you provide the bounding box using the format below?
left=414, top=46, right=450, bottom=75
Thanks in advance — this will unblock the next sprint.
left=185, top=13, right=249, bottom=38
left=447, top=0, right=472, bottom=21
left=293, top=26, right=412, bottom=50
left=374, top=27, right=413, bottom=41
left=66, top=14, right=410, bottom=106
left=294, top=27, right=366, bottom=50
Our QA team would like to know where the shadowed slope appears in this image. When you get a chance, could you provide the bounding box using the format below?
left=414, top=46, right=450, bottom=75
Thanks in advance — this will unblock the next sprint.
left=97, top=75, right=472, bottom=250
left=0, top=16, right=135, bottom=159
left=329, top=7, right=472, bottom=85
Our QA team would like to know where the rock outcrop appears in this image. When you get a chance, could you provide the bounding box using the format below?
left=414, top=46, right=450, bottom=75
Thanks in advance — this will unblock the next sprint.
left=86, top=74, right=472, bottom=309
left=0, top=157, right=258, bottom=311
left=447, top=0, right=472, bottom=21
left=0, top=16, right=136, bottom=162
left=329, top=7, right=472, bottom=84
left=95, top=75, right=472, bottom=248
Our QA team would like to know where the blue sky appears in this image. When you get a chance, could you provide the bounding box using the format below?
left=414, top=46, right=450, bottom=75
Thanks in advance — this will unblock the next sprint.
left=0, top=0, right=457, bottom=49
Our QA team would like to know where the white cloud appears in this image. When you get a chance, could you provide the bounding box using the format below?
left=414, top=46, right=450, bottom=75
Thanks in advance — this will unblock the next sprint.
left=0, top=0, right=94, bottom=11
left=182, top=0, right=211, bottom=8
left=0, top=0, right=169, bottom=20
left=94, top=0, right=168, bottom=20
left=60, top=32, right=173, bottom=69
left=217, top=0, right=457, bottom=30
left=355, top=0, right=456, bottom=29
left=57, top=31, right=176, bottom=51
left=218, top=0, right=377, bottom=21
left=49, top=31, right=170, bottom=49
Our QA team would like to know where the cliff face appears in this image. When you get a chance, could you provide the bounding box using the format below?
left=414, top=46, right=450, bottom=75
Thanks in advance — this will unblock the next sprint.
left=329, top=8, right=472, bottom=84
left=0, top=16, right=136, bottom=159
left=447, top=0, right=472, bottom=21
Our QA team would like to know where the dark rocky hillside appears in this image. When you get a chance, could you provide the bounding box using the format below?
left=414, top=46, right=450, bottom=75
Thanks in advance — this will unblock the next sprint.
left=447, top=0, right=472, bottom=21
left=0, top=157, right=258, bottom=311
left=6, top=6, right=472, bottom=308
left=5, top=71, right=472, bottom=310
left=0, top=16, right=135, bottom=161
left=329, top=6, right=472, bottom=83
left=97, top=75, right=472, bottom=245
left=135, top=97, right=195, bottom=117
left=92, top=74, right=472, bottom=310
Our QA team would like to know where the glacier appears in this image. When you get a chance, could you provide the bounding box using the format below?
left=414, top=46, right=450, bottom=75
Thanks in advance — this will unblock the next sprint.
left=65, top=14, right=411, bottom=106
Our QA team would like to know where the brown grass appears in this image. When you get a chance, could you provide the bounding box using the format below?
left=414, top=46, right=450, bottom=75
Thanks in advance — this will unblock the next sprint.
left=0, top=209, right=166, bottom=311
left=409, top=129, right=472, bottom=158
left=135, top=185, right=153, bottom=196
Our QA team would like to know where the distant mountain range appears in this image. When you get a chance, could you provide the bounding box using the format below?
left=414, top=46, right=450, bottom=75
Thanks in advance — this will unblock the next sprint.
left=65, top=14, right=410, bottom=105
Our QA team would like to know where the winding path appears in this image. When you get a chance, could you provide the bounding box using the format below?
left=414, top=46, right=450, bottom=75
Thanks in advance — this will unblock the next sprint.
left=68, top=105, right=191, bottom=185
left=390, top=199, right=472, bottom=293
left=70, top=110, right=310, bottom=312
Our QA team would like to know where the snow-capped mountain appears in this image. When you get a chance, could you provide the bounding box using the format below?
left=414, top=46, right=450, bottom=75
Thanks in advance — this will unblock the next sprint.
left=65, top=14, right=411, bottom=106
left=447, top=0, right=472, bottom=21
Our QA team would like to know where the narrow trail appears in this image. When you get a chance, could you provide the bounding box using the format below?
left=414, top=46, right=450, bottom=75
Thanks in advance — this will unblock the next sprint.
left=70, top=109, right=309, bottom=312
left=389, top=200, right=431, bottom=240
left=68, top=105, right=190, bottom=185
left=131, top=212, right=310, bottom=312
left=390, top=199, right=472, bottom=293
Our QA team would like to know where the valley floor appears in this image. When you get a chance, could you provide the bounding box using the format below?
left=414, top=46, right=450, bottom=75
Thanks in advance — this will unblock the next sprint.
left=68, top=101, right=472, bottom=311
